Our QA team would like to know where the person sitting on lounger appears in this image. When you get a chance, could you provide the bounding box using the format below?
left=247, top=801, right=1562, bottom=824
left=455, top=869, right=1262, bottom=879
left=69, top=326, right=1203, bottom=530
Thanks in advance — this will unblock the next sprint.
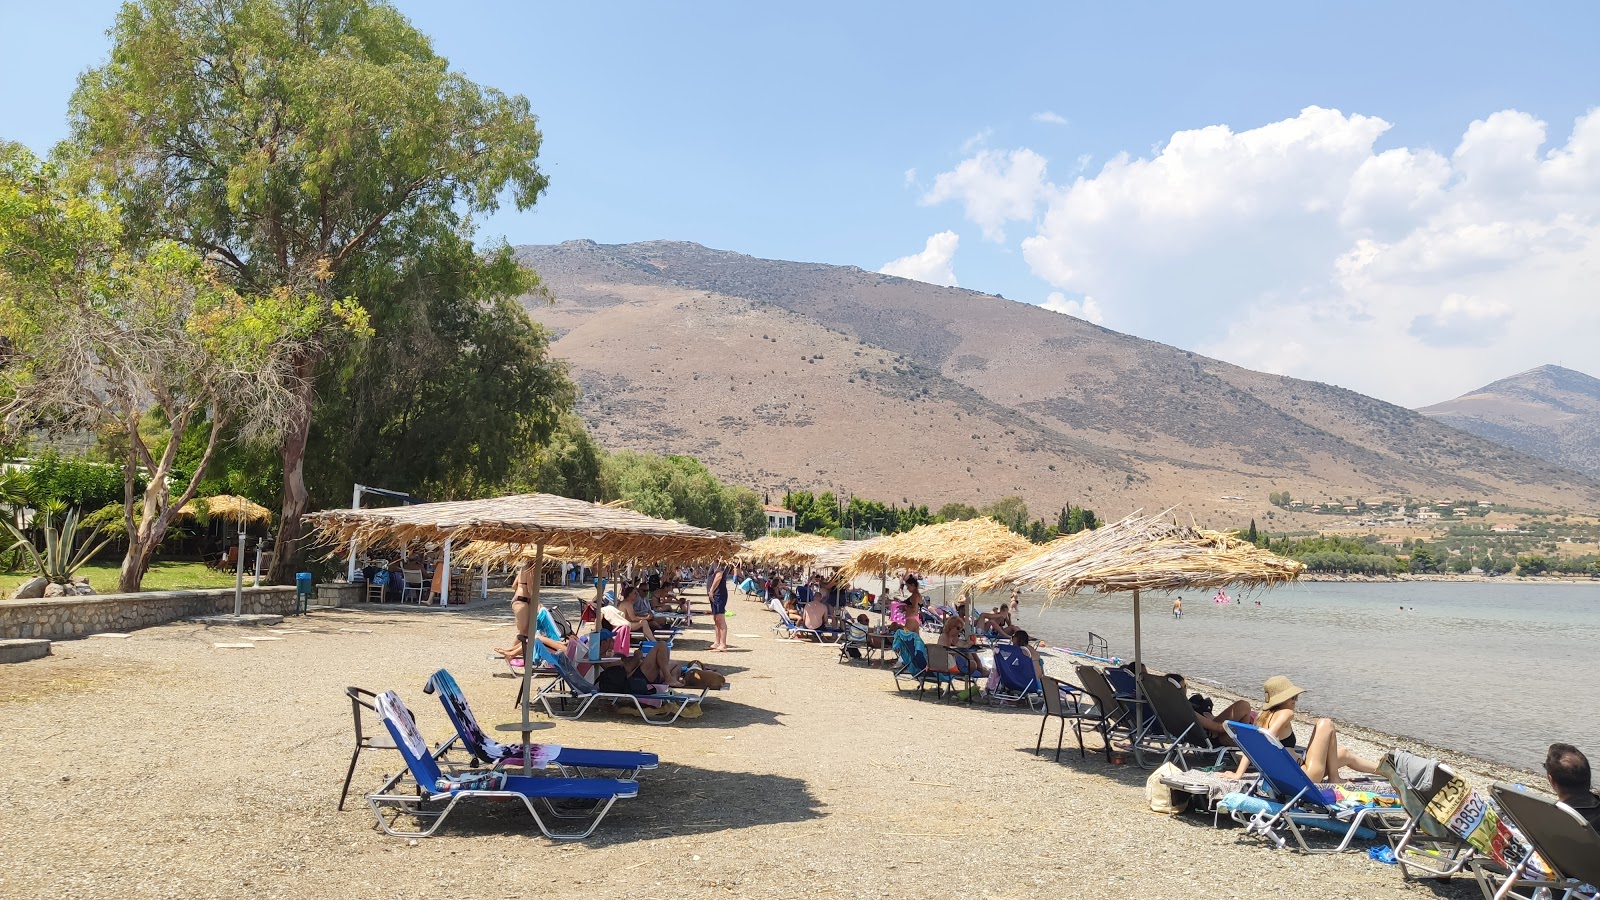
left=1545, top=743, right=1600, bottom=829
left=975, top=604, right=1014, bottom=637
left=1231, top=675, right=1378, bottom=783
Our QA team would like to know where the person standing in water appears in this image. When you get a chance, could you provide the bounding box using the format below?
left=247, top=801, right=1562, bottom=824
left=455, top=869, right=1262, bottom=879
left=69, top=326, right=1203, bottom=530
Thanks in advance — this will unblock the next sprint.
left=1173, top=596, right=1183, bottom=620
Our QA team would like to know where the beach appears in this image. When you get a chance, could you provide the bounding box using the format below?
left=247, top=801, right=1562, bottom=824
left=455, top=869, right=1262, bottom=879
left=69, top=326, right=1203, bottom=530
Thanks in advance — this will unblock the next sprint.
left=0, top=587, right=1514, bottom=899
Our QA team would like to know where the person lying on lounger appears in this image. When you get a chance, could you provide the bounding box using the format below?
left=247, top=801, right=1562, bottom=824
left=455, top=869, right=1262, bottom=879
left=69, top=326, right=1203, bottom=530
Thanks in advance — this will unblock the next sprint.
left=1230, top=675, right=1379, bottom=783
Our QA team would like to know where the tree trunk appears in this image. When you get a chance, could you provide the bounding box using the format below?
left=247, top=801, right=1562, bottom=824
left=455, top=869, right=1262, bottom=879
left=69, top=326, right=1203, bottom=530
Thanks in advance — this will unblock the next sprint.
left=118, top=540, right=155, bottom=594
left=268, top=367, right=317, bottom=584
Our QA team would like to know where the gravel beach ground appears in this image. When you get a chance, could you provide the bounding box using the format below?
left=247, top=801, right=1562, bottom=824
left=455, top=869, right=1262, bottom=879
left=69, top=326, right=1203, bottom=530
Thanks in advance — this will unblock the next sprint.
left=0, top=587, right=1519, bottom=899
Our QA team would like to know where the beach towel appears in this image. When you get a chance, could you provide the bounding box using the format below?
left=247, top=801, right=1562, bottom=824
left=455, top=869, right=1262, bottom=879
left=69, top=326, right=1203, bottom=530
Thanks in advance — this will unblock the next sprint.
left=1425, top=775, right=1551, bottom=877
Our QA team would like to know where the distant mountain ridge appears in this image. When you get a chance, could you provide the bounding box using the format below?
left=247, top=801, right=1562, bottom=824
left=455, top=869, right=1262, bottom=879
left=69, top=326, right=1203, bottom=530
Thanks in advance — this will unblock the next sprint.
left=514, top=240, right=1600, bottom=521
left=1419, top=365, right=1600, bottom=480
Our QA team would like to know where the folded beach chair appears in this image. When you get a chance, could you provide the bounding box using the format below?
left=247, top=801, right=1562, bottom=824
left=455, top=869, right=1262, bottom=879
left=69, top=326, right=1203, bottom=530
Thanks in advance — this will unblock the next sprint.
left=989, top=644, right=1044, bottom=710
left=768, top=597, right=843, bottom=642
left=924, top=644, right=976, bottom=702
left=1379, top=750, right=1477, bottom=881
left=1138, top=672, right=1233, bottom=772
left=366, top=690, right=637, bottom=840
left=1102, top=666, right=1160, bottom=748
left=534, top=654, right=715, bottom=726
left=1221, top=721, right=1407, bottom=853
left=423, top=669, right=659, bottom=778
left=1473, top=784, right=1600, bottom=900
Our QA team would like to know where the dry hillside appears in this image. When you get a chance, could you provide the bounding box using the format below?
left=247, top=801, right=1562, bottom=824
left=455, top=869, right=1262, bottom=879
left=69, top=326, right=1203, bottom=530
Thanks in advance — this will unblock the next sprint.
left=1419, top=365, right=1600, bottom=481
left=516, top=240, right=1600, bottom=525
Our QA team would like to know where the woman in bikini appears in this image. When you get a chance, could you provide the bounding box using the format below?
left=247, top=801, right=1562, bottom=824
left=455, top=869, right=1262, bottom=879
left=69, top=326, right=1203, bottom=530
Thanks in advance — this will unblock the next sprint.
left=494, top=561, right=538, bottom=660
left=1230, top=675, right=1378, bottom=782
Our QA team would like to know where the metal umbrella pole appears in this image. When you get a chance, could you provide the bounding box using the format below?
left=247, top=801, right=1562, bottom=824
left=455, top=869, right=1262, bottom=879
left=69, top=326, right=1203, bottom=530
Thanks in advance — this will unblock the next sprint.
left=517, top=543, right=546, bottom=777
left=1131, top=587, right=1144, bottom=754
left=232, top=503, right=246, bottom=616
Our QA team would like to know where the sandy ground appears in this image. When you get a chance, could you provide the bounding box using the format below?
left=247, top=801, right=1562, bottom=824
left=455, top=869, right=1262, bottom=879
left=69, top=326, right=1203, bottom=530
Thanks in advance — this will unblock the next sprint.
left=0, top=587, right=1509, bottom=900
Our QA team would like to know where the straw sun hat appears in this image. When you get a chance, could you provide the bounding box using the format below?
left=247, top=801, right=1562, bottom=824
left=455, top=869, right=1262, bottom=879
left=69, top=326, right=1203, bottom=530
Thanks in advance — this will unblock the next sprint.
left=1263, top=675, right=1306, bottom=709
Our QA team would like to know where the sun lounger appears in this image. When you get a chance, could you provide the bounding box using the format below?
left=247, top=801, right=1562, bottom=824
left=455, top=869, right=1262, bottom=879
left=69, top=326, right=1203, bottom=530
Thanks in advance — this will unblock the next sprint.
left=924, top=644, right=976, bottom=702
left=768, top=598, right=843, bottom=642
left=837, top=620, right=871, bottom=663
left=1473, top=784, right=1600, bottom=900
left=338, top=685, right=459, bottom=810
left=1102, top=666, right=1160, bottom=748
left=1221, top=721, right=1407, bottom=853
left=534, top=653, right=716, bottom=725
left=366, top=690, right=637, bottom=840
left=1138, top=672, right=1233, bottom=771
left=988, top=644, right=1042, bottom=709
left=1379, top=750, right=1478, bottom=881
left=423, top=669, right=659, bottom=778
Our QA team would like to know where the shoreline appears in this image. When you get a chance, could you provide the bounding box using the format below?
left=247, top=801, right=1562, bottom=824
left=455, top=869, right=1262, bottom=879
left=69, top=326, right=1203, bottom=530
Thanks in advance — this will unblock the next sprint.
left=1299, top=572, right=1600, bottom=584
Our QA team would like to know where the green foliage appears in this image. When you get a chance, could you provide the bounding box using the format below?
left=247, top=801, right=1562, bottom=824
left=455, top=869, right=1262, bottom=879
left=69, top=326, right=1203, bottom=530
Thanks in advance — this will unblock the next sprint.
left=938, top=502, right=979, bottom=522
left=981, top=496, right=1029, bottom=531
left=1407, top=547, right=1440, bottom=574
left=782, top=491, right=838, bottom=535
left=603, top=452, right=766, bottom=538
left=1062, top=505, right=1098, bottom=534
left=1246, top=519, right=1259, bottom=544
left=13, top=453, right=129, bottom=511
left=1268, top=491, right=1293, bottom=507
left=1515, top=555, right=1551, bottom=576
left=1297, top=552, right=1402, bottom=575
left=2, top=506, right=114, bottom=584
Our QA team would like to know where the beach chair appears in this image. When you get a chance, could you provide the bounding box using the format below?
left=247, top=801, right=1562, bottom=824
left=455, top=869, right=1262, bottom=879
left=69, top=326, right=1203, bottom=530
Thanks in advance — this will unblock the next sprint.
left=1034, top=674, right=1105, bottom=761
left=533, top=654, right=714, bottom=726
left=1073, top=665, right=1134, bottom=761
left=768, top=598, right=842, bottom=642
left=1473, top=784, right=1600, bottom=900
left=400, top=567, right=426, bottom=604
left=1379, top=750, right=1477, bottom=881
left=1102, top=667, right=1160, bottom=747
left=338, top=685, right=459, bottom=811
left=1221, top=721, right=1407, bottom=853
left=1138, top=672, right=1233, bottom=771
left=837, top=620, right=871, bottom=663
left=890, top=628, right=950, bottom=698
left=989, top=644, right=1044, bottom=710
left=924, top=644, right=974, bottom=702
left=365, top=691, right=637, bottom=840
left=423, top=669, right=659, bottom=778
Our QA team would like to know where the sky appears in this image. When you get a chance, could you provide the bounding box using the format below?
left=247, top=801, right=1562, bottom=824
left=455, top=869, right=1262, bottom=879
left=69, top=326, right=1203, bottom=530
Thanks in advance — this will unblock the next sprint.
left=3, top=1, right=1598, bottom=407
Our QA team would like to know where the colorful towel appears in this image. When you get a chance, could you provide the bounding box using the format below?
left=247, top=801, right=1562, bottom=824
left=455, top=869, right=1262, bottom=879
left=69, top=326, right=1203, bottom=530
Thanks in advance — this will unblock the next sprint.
left=1425, top=776, right=1551, bottom=878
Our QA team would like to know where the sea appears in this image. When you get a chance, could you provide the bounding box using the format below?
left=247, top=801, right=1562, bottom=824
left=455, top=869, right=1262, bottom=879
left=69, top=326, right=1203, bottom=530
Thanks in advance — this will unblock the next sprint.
left=981, top=581, right=1600, bottom=770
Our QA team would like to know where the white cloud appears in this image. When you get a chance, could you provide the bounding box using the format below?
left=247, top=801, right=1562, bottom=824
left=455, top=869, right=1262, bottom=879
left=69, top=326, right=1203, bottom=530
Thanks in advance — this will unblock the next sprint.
left=960, top=128, right=994, bottom=154
left=923, top=148, right=1050, bottom=242
left=903, top=167, right=917, bottom=187
left=998, top=105, right=1600, bottom=405
left=880, top=231, right=960, bottom=286
left=1040, top=291, right=1104, bottom=324
left=1032, top=111, right=1067, bottom=126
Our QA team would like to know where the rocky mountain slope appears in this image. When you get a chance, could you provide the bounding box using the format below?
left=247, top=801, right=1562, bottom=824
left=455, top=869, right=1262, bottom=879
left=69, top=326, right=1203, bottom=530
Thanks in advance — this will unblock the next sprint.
left=1419, top=365, right=1600, bottom=481
left=515, top=240, right=1600, bottom=522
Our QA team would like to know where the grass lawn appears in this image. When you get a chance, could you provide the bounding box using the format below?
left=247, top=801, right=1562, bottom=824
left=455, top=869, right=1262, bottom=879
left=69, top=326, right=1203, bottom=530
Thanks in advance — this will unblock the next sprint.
left=1, top=560, right=241, bottom=595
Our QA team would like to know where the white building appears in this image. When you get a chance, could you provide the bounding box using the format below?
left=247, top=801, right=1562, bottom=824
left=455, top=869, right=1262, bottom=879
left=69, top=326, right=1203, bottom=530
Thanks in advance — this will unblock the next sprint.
left=764, top=505, right=796, bottom=532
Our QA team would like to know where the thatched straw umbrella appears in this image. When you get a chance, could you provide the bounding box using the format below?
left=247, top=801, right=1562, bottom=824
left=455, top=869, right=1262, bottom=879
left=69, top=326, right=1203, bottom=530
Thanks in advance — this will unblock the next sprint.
left=177, top=494, right=274, bottom=526
left=808, top=536, right=885, bottom=571
left=838, top=517, right=1032, bottom=581
left=737, top=533, right=840, bottom=568
left=963, top=509, right=1304, bottom=745
left=307, top=493, right=742, bottom=771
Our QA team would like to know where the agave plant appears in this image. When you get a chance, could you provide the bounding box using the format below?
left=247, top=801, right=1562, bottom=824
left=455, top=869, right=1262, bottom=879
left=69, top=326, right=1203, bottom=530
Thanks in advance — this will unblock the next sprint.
left=2, top=504, right=114, bottom=584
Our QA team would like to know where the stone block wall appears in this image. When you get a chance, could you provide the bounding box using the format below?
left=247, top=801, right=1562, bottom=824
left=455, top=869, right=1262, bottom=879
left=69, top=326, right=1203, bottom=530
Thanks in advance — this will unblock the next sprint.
left=0, top=586, right=299, bottom=641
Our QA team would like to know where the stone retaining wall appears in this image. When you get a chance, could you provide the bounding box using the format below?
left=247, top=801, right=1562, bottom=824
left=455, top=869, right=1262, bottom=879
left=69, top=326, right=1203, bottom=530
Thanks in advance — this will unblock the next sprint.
left=0, top=586, right=299, bottom=641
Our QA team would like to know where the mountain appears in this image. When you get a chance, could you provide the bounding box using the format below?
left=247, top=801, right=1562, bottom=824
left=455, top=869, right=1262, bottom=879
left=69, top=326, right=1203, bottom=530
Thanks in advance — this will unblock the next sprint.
left=1419, top=366, right=1600, bottom=481
left=514, top=240, right=1600, bottom=521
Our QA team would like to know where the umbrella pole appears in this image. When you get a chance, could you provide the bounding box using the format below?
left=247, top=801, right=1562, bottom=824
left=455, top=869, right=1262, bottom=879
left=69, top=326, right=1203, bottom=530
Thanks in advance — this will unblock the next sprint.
left=520, top=543, right=546, bottom=777
left=1132, top=587, right=1144, bottom=752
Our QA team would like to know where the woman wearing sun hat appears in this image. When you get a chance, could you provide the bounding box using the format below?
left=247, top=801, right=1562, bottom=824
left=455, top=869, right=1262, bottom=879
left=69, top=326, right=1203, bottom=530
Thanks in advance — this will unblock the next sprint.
left=1233, top=675, right=1380, bottom=783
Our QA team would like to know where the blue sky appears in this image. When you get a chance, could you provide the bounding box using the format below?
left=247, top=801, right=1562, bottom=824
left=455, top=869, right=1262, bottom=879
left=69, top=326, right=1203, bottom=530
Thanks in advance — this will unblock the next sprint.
left=4, top=1, right=1598, bottom=404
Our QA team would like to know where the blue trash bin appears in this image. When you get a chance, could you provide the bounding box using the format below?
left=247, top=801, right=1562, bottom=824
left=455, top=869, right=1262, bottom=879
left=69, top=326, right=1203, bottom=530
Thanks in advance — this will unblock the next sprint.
left=295, top=572, right=314, bottom=614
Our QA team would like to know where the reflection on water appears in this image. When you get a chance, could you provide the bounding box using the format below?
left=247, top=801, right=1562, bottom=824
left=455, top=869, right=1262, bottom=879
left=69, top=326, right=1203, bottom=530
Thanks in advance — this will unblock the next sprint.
left=1006, top=581, right=1600, bottom=768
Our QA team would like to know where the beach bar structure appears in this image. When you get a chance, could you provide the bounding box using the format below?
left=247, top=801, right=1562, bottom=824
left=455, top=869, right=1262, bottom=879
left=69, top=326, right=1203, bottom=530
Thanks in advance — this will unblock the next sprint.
left=307, top=493, right=743, bottom=771
left=963, top=509, right=1303, bottom=760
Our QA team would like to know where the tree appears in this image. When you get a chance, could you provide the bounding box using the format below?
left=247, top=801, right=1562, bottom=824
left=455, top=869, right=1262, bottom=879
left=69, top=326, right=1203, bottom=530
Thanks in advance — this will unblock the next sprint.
left=66, top=0, right=549, bottom=582
left=937, top=502, right=978, bottom=522
left=1408, top=547, right=1439, bottom=574
left=0, top=144, right=336, bottom=590
left=601, top=452, right=765, bottom=538
left=1246, top=519, right=1259, bottom=544
left=1057, top=505, right=1071, bottom=533
left=982, top=496, right=1029, bottom=531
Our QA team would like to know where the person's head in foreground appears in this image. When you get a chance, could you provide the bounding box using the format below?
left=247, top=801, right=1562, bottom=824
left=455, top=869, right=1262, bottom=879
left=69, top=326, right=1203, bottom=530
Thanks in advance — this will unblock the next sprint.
left=1262, top=675, right=1305, bottom=713
left=1010, top=629, right=1031, bottom=646
left=1545, top=743, right=1592, bottom=802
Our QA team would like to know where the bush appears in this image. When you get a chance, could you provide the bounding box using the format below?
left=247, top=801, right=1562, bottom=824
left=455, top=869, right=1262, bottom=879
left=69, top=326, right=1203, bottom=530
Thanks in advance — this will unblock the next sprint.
left=18, top=453, right=133, bottom=510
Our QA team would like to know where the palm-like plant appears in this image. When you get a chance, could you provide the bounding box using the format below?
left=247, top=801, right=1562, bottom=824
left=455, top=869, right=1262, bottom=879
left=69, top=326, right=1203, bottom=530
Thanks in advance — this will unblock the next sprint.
left=2, top=504, right=114, bottom=584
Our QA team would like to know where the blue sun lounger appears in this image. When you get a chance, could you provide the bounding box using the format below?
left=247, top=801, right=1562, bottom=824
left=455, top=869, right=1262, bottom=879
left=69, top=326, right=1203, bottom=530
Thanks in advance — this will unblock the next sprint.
left=1222, top=721, right=1407, bottom=853
left=534, top=654, right=714, bottom=725
left=769, top=598, right=844, bottom=642
left=423, top=669, right=659, bottom=777
left=366, top=691, right=637, bottom=840
left=990, top=644, right=1044, bottom=710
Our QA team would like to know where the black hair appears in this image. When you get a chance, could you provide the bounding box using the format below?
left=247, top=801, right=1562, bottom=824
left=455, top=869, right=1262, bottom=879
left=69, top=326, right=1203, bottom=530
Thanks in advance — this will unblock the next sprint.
left=1011, top=629, right=1031, bottom=645
left=1545, top=743, right=1592, bottom=796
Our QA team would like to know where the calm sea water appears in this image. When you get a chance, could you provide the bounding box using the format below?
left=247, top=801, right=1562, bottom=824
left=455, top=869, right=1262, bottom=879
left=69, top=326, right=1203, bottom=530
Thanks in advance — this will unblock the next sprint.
left=998, top=581, right=1600, bottom=769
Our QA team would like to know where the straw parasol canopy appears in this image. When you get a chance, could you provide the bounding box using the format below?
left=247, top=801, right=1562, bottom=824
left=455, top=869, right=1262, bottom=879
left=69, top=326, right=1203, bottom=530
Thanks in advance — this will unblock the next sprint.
left=178, top=494, right=274, bottom=526
left=809, top=536, right=885, bottom=571
left=838, top=517, right=1033, bottom=580
left=962, top=509, right=1304, bottom=598
left=305, top=493, right=744, bottom=563
left=736, top=533, right=840, bottom=567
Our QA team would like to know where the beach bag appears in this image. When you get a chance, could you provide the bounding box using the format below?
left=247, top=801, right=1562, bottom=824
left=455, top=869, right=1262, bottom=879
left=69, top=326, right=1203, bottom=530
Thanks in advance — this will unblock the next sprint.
left=1146, top=762, right=1189, bottom=814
